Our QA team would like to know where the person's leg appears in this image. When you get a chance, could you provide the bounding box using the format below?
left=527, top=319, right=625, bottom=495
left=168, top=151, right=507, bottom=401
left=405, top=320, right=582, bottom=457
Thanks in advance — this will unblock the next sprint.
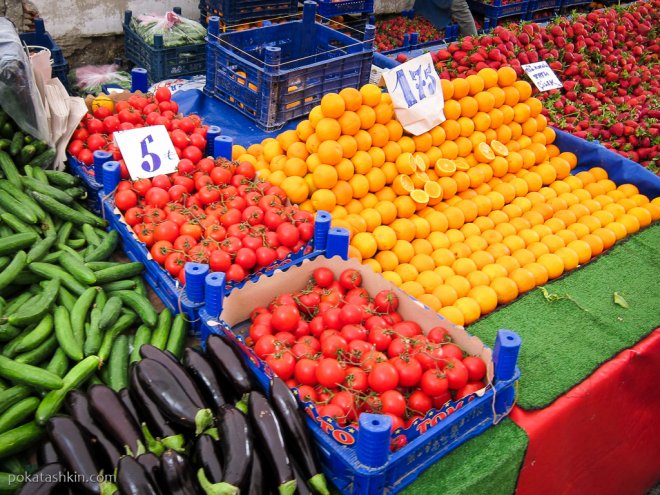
left=451, top=0, right=478, bottom=37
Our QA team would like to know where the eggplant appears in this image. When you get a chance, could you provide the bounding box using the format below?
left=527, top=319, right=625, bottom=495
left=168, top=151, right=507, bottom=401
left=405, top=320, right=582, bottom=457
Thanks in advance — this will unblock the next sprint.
left=128, top=364, right=185, bottom=453
left=119, top=389, right=140, bottom=426
left=16, top=462, right=67, bottom=495
left=136, top=359, right=213, bottom=435
left=116, top=455, right=160, bottom=495
left=205, top=335, right=255, bottom=397
left=247, top=391, right=296, bottom=495
left=247, top=449, right=265, bottom=495
left=194, top=433, right=247, bottom=495
left=64, top=390, right=121, bottom=471
left=292, top=461, right=314, bottom=495
left=37, top=440, right=60, bottom=465
left=160, top=450, right=200, bottom=495
left=87, top=385, right=144, bottom=456
left=183, top=348, right=228, bottom=410
left=270, top=377, right=329, bottom=495
left=46, top=417, right=103, bottom=495
left=136, top=453, right=162, bottom=492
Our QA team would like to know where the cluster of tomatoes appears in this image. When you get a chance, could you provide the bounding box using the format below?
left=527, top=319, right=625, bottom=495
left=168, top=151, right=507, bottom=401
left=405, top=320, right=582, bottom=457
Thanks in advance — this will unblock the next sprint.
left=246, top=268, right=488, bottom=434
left=113, top=158, right=315, bottom=285
left=68, top=87, right=207, bottom=178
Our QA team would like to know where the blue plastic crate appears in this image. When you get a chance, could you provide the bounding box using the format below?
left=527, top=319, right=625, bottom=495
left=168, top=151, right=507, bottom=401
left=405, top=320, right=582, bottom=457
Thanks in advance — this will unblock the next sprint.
left=560, top=0, right=592, bottom=8
left=66, top=153, right=103, bottom=214
left=204, top=1, right=374, bottom=131
left=527, top=0, right=561, bottom=10
left=19, top=18, right=71, bottom=93
left=380, top=25, right=459, bottom=55
left=197, top=256, right=521, bottom=495
left=123, top=8, right=207, bottom=83
left=199, top=0, right=298, bottom=25
left=467, top=0, right=529, bottom=18
left=321, top=12, right=374, bottom=38
left=313, top=0, right=375, bottom=17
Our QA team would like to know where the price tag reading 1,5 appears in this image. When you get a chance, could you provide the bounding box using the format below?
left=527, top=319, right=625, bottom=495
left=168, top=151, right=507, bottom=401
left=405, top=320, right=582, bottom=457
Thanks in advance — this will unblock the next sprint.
left=114, top=125, right=180, bottom=180
left=522, top=61, right=563, bottom=92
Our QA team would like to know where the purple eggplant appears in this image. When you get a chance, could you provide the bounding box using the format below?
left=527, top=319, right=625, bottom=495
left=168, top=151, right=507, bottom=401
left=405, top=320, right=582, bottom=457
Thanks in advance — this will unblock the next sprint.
left=37, top=440, right=59, bottom=465
left=160, top=450, right=200, bottom=495
left=183, top=348, right=228, bottom=410
left=205, top=335, right=255, bottom=397
left=16, top=462, right=67, bottom=495
left=136, top=453, right=162, bottom=492
left=117, top=455, right=160, bottom=495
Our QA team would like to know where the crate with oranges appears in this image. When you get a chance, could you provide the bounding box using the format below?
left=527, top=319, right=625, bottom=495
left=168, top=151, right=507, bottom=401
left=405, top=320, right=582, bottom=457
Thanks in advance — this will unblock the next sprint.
left=231, top=67, right=659, bottom=327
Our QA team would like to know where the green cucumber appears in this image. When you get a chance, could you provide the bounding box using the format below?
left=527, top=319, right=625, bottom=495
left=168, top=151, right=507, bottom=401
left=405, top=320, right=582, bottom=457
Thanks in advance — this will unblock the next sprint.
left=30, top=192, right=106, bottom=228
left=6, top=278, right=60, bottom=327
left=0, top=151, right=21, bottom=189
left=0, top=259, right=8, bottom=272
left=66, top=187, right=87, bottom=200
left=55, top=221, right=73, bottom=246
left=31, top=166, right=49, bottom=184
left=93, top=262, right=144, bottom=285
left=94, top=289, right=107, bottom=312
left=0, top=233, right=39, bottom=256
left=99, top=297, right=122, bottom=331
left=0, top=397, right=39, bottom=434
left=113, top=291, right=157, bottom=327
left=100, top=280, right=136, bottom=292
left=0, top=123, right=14, bottom=139
left=57, top=285, right=76, bottom=312
left=85, top=261, right=121, bottom=270
left=0, top=379, right=5, bottom=392
left=84, top=230, right=119, bottom=262
left=98, top=313, right=137, bottom=364
left=18, top=144, right=37, bottom=166
left=0, top=422, right=45, bottom=459
left=64, top=238, right=86, bottom=249
left=26, top=232, right=57, bottom=263
left=0, top=180, right=46, bottom=221
left=2, top=315, right=53, bottom=358
left=0, top=252, right=27, bottom=291
left=70, top=287, right=98, bottom=343
left=0, top=471, right=24, bottom=493
left=45, top=348, right=69, bottom=378
left=150, top=309, right=172, bottom=349
left=0, top=354, right=63, bottom=390
left=81, top=224, right=101, bottom=246
left=165, top=313, right=187, bottom=359
left=0, top=213, right=39, bottom=235
left=0, top=455, right=25, bottom=476
left=0, top=194, right=37, bottom=225
left=83, top=308, right=102, bottom=357
left=0, top=139, right=9, bottom=152
left=0, top=226, right=12, bottom=237
left=134, top=276, right=148, bottom=297
left=8, top=133, right=23, bottom=157
left=43, top=170, right=80, bottom=188
left=27, top=148, right=56, bottom=168
left=130, top=325, right=151, bottom=363
left=107, top=335, right=129, bottom=392
left=58, top=251, right=97, bottom=285
left=28, top=262, right=86, bottom=296
left=32, top=140, right=48, bottom=155
left=54, top=306, right=83, bottom=361
left=13, top=334, right=58, bottom=366
left=0, top=387, right=32, bottom=415
left=35, top=355, right=100, bottom=426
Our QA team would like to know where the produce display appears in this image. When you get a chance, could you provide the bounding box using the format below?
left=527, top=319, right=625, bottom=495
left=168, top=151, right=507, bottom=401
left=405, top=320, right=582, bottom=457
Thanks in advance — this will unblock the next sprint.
left=0, top=109, right=55, bottom=170
left=374, top=15, right=449, bottom=52
left=428, top=1, right=660, bottom=170
left=113, top=157, right=316, bottom=286
left=130, top=12, right=207, bottom=47
left=243, top=266, right=488, bottom=433
left=239, top=73, right=659, bottom=327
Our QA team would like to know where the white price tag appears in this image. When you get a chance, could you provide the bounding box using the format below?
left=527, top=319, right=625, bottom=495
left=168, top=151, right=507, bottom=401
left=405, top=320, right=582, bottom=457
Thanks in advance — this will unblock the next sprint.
left=114, top=125, right=179, bottom=180
left=383, top=53, right=445, bottom=136
left=522, top=61, right=563, bottom=92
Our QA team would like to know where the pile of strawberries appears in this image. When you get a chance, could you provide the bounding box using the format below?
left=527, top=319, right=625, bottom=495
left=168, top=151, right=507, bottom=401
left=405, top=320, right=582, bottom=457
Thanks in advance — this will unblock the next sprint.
left=375, top=15, right=448, bottom=52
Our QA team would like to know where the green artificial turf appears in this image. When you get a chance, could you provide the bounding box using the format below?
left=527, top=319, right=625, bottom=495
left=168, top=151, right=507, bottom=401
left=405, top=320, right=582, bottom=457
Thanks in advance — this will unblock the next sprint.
left=401, top=419, right=528, bottom=495
left=468, top=222, right=660, bottom=410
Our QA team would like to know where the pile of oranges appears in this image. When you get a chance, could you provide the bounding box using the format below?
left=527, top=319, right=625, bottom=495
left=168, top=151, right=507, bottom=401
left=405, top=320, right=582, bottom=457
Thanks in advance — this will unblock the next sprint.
left=232, top=67, right=660, bottom=327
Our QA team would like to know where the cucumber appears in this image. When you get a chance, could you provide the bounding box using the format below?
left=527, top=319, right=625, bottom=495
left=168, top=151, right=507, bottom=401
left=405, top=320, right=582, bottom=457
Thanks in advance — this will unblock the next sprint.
left=150, top=308, right=172, bottom=349
left=18, top=144, right=37, bottom=166
left=0, top=233, right=39, bottom=256
left=70, top=287, right=98, bottom=344
left=84, top=230, right=119, bottom=262
left=107, top=334, right=129, bottom=391
left=83, top=308, right=102, bottom=357
left=0, top=123, right=14, bottom=139
left=0, top=379, right=5, bottom=392
left=54, top=306, right=83, bottom=361
left=27, top=148, right=56, bottom=168
left=64, top=238, right=86, bottom=249
left=0, top=455, right=25, bottom=476
left=28, top=262, right=86, bottom=296
left=64, top=186, right=87, bottom=199
left=6, top=278, right=60, bottom=327
left=0, top=471, right=24, bottom=493
left=94, top=289, right=107, bottom=312
left=85, top=261, right=121, bottom=270
left=100, top=280, right=136, bottom=292
left=31, top=166, right=49, bottom=185
left=0, top=180, right=46, bottom=221
left=0, top=194, right=37, bottom=225
left=22, top=163, right=34, bottom=177
left=30, top=192, right=106, bottom=228
left=2, top=315, right=53, bottom=358
left=0, top=422, right=45, bottom=459
left=0, top=213, right=39, bottom=235
left=0, top=152, right=20, bottom=190
left=98, top=313, right=137, bottom=364
left=0, top=251, right=27, bottom=291
left=45, top=348, right=69, bottom=378
left=113, top=291, right=158, bottom=327
left=26, top=232, right=57, bottom=263
left=58, top=252, right=96, bottom=285
left=0, top=226, right=11, bottom=237
left=134, top=276, right=148, bottom=297
left=41, top=251, right=61, bottom=264
left=43, top=170, right=80, bottom=187
left=93, top=262, right=144, bottom=284
left=13, top=334, right=58, bottom=366
left=99, top=296, right=122, bottom=331
left=32, top=140, right=48, bottom=155
left=21, top=176, right=75, bottom=205
left=0, top=259, right=8, bottom=272
left=81, top=224, right=101, bottom=246
left=130, top=325, right=152, bottom=364
left=0, top=355, right=63, bottom=390
left=0, top=386, right=32, bottom=416
left=0, top=139, right=9, bottom=151
left=56, top=285, right=76, bottom=312
left=35, top=355, right=100, bottom=426
left=8, top=133, right=23, bottom=157
left=55, top=221, right=73, bottom=247
left=0, top=397, right=39, bottom=434
left=165, top=313, right=187, bottom=359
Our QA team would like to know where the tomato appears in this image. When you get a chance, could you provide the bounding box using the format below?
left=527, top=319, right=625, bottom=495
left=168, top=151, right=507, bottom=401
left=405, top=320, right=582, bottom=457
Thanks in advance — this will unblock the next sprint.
left=343, top=366, right=368, bottom=393
left=242, top=206, right=264, bottom=226
left=142, top=207, right=166, bottom=224
left=317, top=404, right=346, bottom=425
left=143, top=187, right=168, bottom=208
left=339, top=304, right=363, bottom=326
left=249, top=323, right=272, bottom=343
left=420, top=369, right=449, bottom=397
left=444, top=358, right=469, bottom=390
left=255, top=246, right=277, bottom=267
left=432, top=391, right=452, bottom=410
left=235, top=161, right=256, bottom=179
left=67, top=139, right=84, bottom=156
left=182, top=145, right=203, bottom=164
left=298, top=222, right=314, bottom=242
left=234, top=248, right=257, bottom=270
left=115, top=189, right=138, bottom=211
left=86, top=119, right=104, bottom=134
left=455, top=382, right=485, bottom=400
left=315, top=358, right=345, bottom=388
left=321, top=307, right=342, bottom=330
left=331, top=391, right=358, bottom=421
left=365, top=315, right=388, bottom=331
left=221, top=237, right=242, bottom=256
left=387, top=337, right=411, bottom=358
left=368, top=362, right=399, bottom=393
left=164, top=252, right=186, bottom=276
left=188, top=244, right=211, bottom=263
left=408, top=390, right=432, bottom=416
left=427, top=326, right=449, bottom=344
left=308, top=316, right=325, bottom=338
left=296, top=385, right=317, bottom=403
left=361, top=350, right=387, bottom=373
left=254, top=335, right=278, bottom=359
left=393, top=321, right=422, bottom=338
left=380, top=390, right=406, bottom=418
left=313, top=269, right=333, bottom=288
left=86, top=133, right=107, bottom=152
left=152, top=220, right=179, bottom=243
left=177, top=159, right=195, bottom=175
left=391, top=356, right=423, bottom=387
left=462, top=356, right=487, bottom=382
left=442, top=343, right=464, bottom=361
left=150, top=240, right=173, bottom=264
left=374, top=290, right=399, bottom=313
left=321, top=334, right=348, bottom=358
left=414, top=343, right=445, bottom=371
left=151, top=175, right=171, bottom=191
left=276, top=222, right=299, bottom=248
left=225, top=264, right=246, bottom=282
left=340, top=324, right=368, bottom=343
left=368, top=327, right=393, bottom=352
left=123, top=207, right=143, bottom=226
left=170, top=130, right=190, bottom=150
left=155, top=87, right=172, bottom=102
left=189, top=133, right=206, bottom=150
left=197, top=185, right=220, bottom=205
left=204, top=224, right=226, bottom=243
left=266, top=352, right=296, bottom=381
left=220, top=208, right=242, bottom=227
left=294, top=358, right=319, bottom=386
left=271, top=305, right=300, bottom=333
left=180, top=222, right=203, bottom=240
left=172, top=235, right=197, bottom=253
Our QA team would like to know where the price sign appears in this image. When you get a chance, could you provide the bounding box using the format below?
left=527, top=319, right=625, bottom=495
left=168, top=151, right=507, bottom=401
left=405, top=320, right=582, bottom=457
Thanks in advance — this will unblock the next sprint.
left=114, top=125, right=179, bottom=180
left=383, top=53, right=445, bottom=135
left=522, top=61, right=563, bottom=92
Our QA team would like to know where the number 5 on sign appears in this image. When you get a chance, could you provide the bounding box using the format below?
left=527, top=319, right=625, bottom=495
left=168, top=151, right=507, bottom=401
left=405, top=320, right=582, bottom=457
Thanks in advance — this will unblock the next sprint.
left=383, top=52, right=445, bottom=136
left=114, top=125, right=180, bottom=180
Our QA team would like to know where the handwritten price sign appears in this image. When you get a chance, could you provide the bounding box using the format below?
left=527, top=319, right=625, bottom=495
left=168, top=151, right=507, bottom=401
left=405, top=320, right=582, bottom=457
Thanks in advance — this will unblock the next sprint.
left=383, top=53, right=445, bottom=135
left=114, top=125, right=180, bottom=180
left=522, top=61, right=563, bottom=92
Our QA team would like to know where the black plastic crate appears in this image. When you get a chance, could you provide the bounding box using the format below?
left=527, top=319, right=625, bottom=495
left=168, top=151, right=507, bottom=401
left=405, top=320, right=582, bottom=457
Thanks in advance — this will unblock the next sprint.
left=19, top=18, right=70, bottom=93
left=199, top=0, right=298, bottom=25
left=467, top=0, right=530, bottom=18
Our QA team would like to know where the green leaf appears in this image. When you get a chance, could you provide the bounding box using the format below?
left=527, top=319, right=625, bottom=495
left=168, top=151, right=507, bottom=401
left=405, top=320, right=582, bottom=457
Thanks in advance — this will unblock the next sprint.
left=613, top=292, right=629, bottom=309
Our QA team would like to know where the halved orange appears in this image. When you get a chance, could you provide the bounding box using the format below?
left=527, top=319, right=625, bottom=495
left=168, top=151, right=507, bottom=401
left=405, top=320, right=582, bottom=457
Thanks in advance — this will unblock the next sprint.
left=415, top=155, right=427, bottom=172
left=392, top=174, right=414, bottom=195
left=474, top=142, right=496, bottom=163
left=435, top=158, right=457, bottom=177
left=424, top=181, right=443, bottom=199
left=490, top=140, right=509, bottom=157
left=454, top=158, right=470, bottom=171
left=410, top=189, right=430, bottom=205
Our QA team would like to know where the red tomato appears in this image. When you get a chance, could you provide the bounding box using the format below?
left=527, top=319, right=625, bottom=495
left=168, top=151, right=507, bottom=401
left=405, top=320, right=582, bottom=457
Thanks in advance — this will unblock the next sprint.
left=444, top=358, right=469, bottom=390
left=266, top=352, right=295, bottom=381
left=124, top=207, right=143, bottom=226
left=93, top=106, right=112, bottom=119
left=164, top=252, right=186, bottom=276
left=387, top=337, right=411, bottom=358
left=340, top=324, right=368, bottom=343
left=317, top=404, right=346, bottom=425
left=150, top=240, right=173, bottom=264
left=115, top=190, right=138, bottom=210
left=249, top=323, right=272, bottom=343
left=339, top=269, right=362, bottom=290
left=173, top=235, right=197, bottom=253
left=225, top=264, right=246, bottom=282
left=315, top=358, right=345, bottom=388
left=442, top=343, right=464, bottom=361
left=242, top=206, right=264, bottom=226
left=321, top=307, right=342, bottom=331
left=153, top=220, right=179, bottom=243
left=255, top=246, right=277, bottom=267
left=421, top=369, right=449, bottom=397
left=393, top=321, right=422, bottom=338
left=155, top=87, right=172, bottom=102
left=143, top=187, right=168, bottom=208
left=462, top=356, right=487, bottom=382
left=427, top=326, right=449, bottom=344
left=276, top=223, right=300, bottom=248
left=321, top=334, right=348, bottom=358
left=408, top=390, right=432, bottom=416
left=432, top=391, right=452, bottom=409
left=271, top=305, right=300, bottom=333
left=380, top=390, right=406, bottom=418
left=86, top=133, right=107, bottom=152
left=67, top=139, right=84, bottom=156
left=294, top=358, right=319, bottom=386
left=374, top=290, right=399, bottom=313
left=391, top=356, right=423, bottom=387
left=182, top=145, right=203, bottom=164
left=339, top=304, right=363, bottom=326
left=189, top=133, right=206, bottom=150
left=368, top=362, right=399, bottom=393
left=368, top=327, right=393, bottom=352
left=455, top=382, right=485, bottom=400
left=254, top=335, right=278, bottom=359
left=234, top=248, right=257, bottom=270
left=180, top=223, right=203, bottom=240
left=296, top=385, right=317, bottom=403
left=343, top=366, right=368, bottom=392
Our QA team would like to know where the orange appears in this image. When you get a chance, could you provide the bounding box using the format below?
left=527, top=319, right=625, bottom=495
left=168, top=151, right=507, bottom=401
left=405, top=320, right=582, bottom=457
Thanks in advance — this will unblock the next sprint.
left=352, top=150, right=373, bottom=175
left=525, top=261, right=549, bottom=285
left=466, top=74, right=485, bottom=95
left=474, top=142, right=495, bottom=163
left=438, top=305, right=465, bottom=326
left=411, top=253, right=435, bottom=274
left=356, top=105, right=377, bottom=129
left=317, top=140, right=343, bottom=166
left=337, top=111, right=361, bottom=136
left=412, top=237, right=433, bottom=255
left=321, top=93, right=345, bottom=119
left=470, top=250, right=496, bottom=270
left=454, top=297, right=482, bottom=325
left=483, top=262, right=508, bottom=281
left=497, top=255, right=520, bottom=274
left=467, top=270, right=491, bottom=288
left=368, top=123, right=389, bottom=148
left=452, top=77, right=471, bottom=99
left=503, top=86, right=520, bottom=107
left=392, top=240, right=415, bottom=263
left=394, top=196, right=417, bottom=219
left=555, top=246, right=579, bottom=271
left=488, top=86, right=506, bottom=107
left=477, top=68, right=499, bottom=89
left=395, top=263, right=419, bottom=283
left=459, top=96, right=479, bottom=118
left=512, top=248, right=536, bottom=267
left=332, top=180, right=354, bottom=206
left=355, top=130, right=372, bottom=151
left=592, top=227, right=615, bottom=250
left=316, top=118, right=342, bottom=142
left=413, top=132, right=433, bottom=152
left=446, top=275, right=472, bottom=298
left=339, top=87, right=362, bottom=111
left=458, top=116, right=476, bottom=137
left=349, top=174, right=370, bottom=199
left=432, top=283, right=459, bottom=307
left=444, top=206, right=465, bottom=229
left=374, top=102, right=394, bottom=124
left=618, top=213, right=641, bottom=234
left=490, top=276, right=519, bottom=304
left=311, top=189, right=336, bottom=211
left=360, top=84, right=382, bottom=107
left=384, top=120, right=404, bottom=141
left=450, top=241, right=472, bottom=259
left=628, top=206, right=652, bottom=227
left=537, top=252, right=564, bottom=279
left=556, top=229, right=578, bottom=246
left=452, top=257, right=478, bottom=277
left=296, top=120, right=315, bottom=141
left=347, top=245, right=362, bottom=261
left=366, top=168, right=387, bottom=193
left=497, top=66, right=517, bottom=87
left=441, top=79, right=454, bottom=100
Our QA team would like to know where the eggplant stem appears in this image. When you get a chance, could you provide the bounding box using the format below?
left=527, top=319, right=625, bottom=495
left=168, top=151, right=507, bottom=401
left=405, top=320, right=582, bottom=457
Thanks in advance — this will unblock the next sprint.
left=204, top=427, right=220, bottom=441
left=235, top=395, right=248, bottom=414
left=195, top=408, right=215, bottom=436
left=141, top=423, right=165, bottom=457
left=100, top=481, right=118, bottom=495
left=279, top=479, right=297, bottom=495
left=162, top=433, right=186, bottom=453
left=309, top=473, right=331, bottom=495
left=197, top=467, right=240, bottom=495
